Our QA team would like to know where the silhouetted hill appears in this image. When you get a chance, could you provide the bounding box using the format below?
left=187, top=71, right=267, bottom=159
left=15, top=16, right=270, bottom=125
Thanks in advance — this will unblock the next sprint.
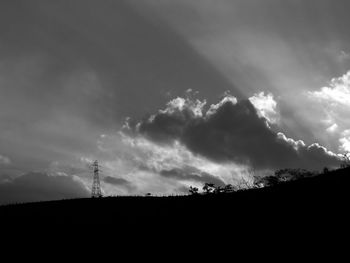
left=1, top=167, right=350, bottom=237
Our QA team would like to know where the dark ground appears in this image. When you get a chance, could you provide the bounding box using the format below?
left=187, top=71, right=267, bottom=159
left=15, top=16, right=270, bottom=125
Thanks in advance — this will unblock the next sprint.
left=1, top=167, right=349, bottom=243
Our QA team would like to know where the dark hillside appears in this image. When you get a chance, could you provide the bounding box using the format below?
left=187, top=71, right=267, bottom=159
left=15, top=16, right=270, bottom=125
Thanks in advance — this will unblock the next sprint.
left=1, top=167, right=349, bottom=234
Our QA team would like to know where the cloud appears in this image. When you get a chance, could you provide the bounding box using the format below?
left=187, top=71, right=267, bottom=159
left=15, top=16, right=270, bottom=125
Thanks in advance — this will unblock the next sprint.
left=130, top=96, right=341, bottom=170
left=339, top=50, right=350, bottom=61
left=118, top=132, right=246, bottom=188
left=326, top=123, right=338, bottom=133
left=309, top=71, right=350, bottom=106
left=0, top=172, right=89, bottom=205
left=103, top=176, right=130, bottom=185
left=103, top=176, right=136, bottom=192
left=308, top=71, right=350, bottom=152
left=160, top=166, right=226, bottom=187
left=81, top=129, right=249, bottom=196
left=0, top=155, right=11, bottom=165
left=249, top=92, right=278, bottom=124
left=339, top=130, right=350, bottom=152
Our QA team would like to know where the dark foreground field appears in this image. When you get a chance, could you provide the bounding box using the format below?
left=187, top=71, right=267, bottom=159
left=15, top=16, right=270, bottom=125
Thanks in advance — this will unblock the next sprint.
left=1, top=167, right=350, bottom=237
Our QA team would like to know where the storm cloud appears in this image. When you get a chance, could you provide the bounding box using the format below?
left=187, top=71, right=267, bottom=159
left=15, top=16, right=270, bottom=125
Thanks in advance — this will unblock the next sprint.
left=132, top=96, right=341, bottom=170
left=0, top=172, right=89, bottom=205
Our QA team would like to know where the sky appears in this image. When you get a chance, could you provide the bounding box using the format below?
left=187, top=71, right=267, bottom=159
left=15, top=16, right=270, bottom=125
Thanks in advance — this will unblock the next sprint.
left=1, top=0, right=350, bottom=204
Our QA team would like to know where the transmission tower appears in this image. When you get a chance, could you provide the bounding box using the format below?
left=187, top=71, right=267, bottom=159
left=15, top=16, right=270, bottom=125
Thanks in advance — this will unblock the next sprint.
left=91, top=160, right=102, bottom=198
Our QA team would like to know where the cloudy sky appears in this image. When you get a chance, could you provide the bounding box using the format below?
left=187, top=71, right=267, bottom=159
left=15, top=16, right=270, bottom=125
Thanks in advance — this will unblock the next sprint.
left=1, top=0, right=350, bottom=204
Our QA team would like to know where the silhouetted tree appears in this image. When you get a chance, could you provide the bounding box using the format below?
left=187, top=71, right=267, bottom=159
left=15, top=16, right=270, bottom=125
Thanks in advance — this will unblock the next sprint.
left=223, top=184, right=235, bottom=193
left=256, top=175, right=279, bottom=187
left=203, top=183, right=216, bottom=194
left=254, top=168, right=316, bottom=188
left=275, top=168, right=314, bottom=182
left=213, top=186, right=225, bottom=194
left=253, top=178, right=264, bottom=188
left=189, top=186, right=199, bottom=195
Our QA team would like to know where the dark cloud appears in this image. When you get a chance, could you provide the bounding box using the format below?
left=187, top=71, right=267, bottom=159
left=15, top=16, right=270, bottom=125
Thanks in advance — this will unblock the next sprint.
left=160, top=166, right=226, bottom=187
left=133, top=97, right=341, bottom=170
left=0, top=172, right=89, bottom=205
left=103, top=176, right=135, bottom=192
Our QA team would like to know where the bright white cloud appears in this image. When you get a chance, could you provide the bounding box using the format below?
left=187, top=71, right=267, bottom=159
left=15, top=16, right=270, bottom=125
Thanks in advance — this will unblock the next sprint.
left=160, top=97, right=207, bottom=117
left=207, top=95, right=237, bottom=116
left=307, top=71, right=350, bottom=152
left=310, top=71, right=350, bottom=106
left=277, top=132, right=306, bottom=150
left=326, top=123, right=338, bottom=133
left=249, top=92, right=278, bottom=123
left=340, top=130, right=350, bottom=152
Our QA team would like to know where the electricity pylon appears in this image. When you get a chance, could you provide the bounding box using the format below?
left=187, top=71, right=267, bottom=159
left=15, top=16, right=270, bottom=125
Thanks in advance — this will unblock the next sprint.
left=91, top=160, right=102, bottom=198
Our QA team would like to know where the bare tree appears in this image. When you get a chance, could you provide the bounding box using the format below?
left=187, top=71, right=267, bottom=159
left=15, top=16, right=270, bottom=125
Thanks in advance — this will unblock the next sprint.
left=236, top=176, right=255, bottom=190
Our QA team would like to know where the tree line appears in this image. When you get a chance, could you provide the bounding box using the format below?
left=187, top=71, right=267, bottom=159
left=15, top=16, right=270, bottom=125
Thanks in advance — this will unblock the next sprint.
left=189, top=155, right=350, bottom=195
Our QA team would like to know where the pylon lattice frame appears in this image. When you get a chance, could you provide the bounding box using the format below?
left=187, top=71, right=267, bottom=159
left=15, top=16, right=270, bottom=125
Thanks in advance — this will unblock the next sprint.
left=91, top=160, right=102, bottom=198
